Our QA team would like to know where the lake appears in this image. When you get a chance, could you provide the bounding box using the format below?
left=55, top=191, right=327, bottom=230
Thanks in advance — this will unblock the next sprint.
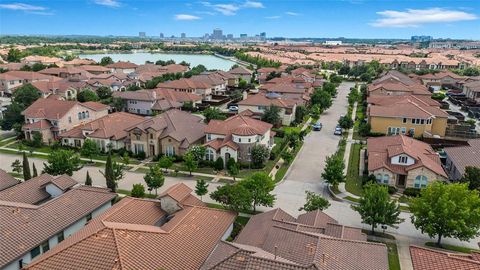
left=79, top=52, right=237, bottom=71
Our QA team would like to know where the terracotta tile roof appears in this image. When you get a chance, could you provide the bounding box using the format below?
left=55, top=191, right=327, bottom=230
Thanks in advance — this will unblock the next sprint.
left=158, top=182, right=204, bottom=205
left=192, top=73, right=226, bottom=86
left=229, top=66, right=253, bottom=75
left=207, top=208, right=387, bottom=270
left=206, top=114, right=272, bottom=136
left=113, top=88, right=201, bottom=104
left=22, top=119, right=52, bottom=131
left=0, top=184, right=115, bottom=268
left=76, top=65, right=111, bottom=73
left=0, top=169, right=19, bottom=191
left=465, top=81, right=480, bottom=92
left=81, top=101, right=110, bottom=111
left=410, top=245, right=480, bottom=270
left=367, top=95, right=440, bottom=107
left=369, top=97, right=448, bottom=119
left=31, top=80, right=89, bottom=94
left=0, top=70, right=54, bottom=81
left=60, top=112, right=145, bottom=140
left=418, top=71, right=465, bottom=80
left=39, top=67, right=84, bottom=76
left=444, top=139, right=480, bottom=176
left=367, top=135, right=447, bottom=177
left=157, top=77, right=211, bottom=89
left=106, top=61, right=138, bottom=69
left=25, top=185, right=236, bottom=270
left=0, top=174, right=77, bottom=204
left=238, top=92, right=297, bottom=108
left=22, top=99, right=107, bottom=119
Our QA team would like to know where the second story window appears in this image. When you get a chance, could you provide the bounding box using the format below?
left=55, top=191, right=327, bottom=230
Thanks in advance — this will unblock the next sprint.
left=399, top=156, right=408, bottom=164
left=86, top=213, right=92, bottom=222
left=31, top=246, right=41, bottom=259
left=57, top=231, right=65, bottom=243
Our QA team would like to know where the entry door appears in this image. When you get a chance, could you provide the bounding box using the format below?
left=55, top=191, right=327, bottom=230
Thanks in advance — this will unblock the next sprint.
left=149, top=145, right=155, bottom=156
left=398, top=175, right=406, bottom=187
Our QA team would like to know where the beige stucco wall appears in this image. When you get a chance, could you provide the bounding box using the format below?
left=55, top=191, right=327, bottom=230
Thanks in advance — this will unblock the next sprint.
left=405, top=167, right=447, bottom=188
left=370, top=168, right=396, bottom=186
left=369, top=116, right=446, bottom=138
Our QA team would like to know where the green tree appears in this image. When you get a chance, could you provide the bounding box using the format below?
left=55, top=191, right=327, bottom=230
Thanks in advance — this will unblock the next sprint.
left=30, top=132, right=43, bottom=148
left=214, top=157, right=224, bottom=171
left=13, top=84, right=41, bottom=107
left=32, top=162, right=38, bottom=177
left=321, top=154, right=345, bottom=188
left=81, top=139, right=99, bottom=162
left=96, top=86, right=112, bottom=100
left=112, top=97, right=126, bottom=112
left=240, top=172, right=276, bottom=212
left=100, top=56, right=114, bottom=66
left=131, top=183, right=146, bottom=198
left=311, top=89, right=332, bottom=111
left=22, top=152, right=31, bottom=180
left=85, top=171, right=92, bottom=186
left=121, top=152, right=130, bottom=165
left=462, top=166, right=480, bottom=191
left=7, top=48, right=22, bottom=62
left=250, top=144, right=270, bottom=168
left=294, top=105, right=307, bottom=124
left=352, top=184, right=402, bottom=234
left=183, top=152, right=198, bottom=176
left=261, top=105, right=281, bottom=126
left=77, top=89, right=99, bottom=102
left=228, top=162, right=239, bottom=181
left=338, top=115, right=354, bottom=129
left=158, top=156, right=173, bottom=172
left=195, top=179, right=209, bottom=201
left=203, top=107, right=226, bottom=123
left=238, top=79, right=248, bottom=89
left=281, top=151, right=294, bottom=164
left=1, top=102, right=25, bottom=130
left=410, top=182, right=480, bottom=246
left=43, top=150, right=82, bottom=176
left=143, top=164, right=165, bottom=195
left=299, top=191, right=330, bottom=211
left=210, top=184, right=253, bottom=212
left=11, top=159, right=22, bottom=174
left=188, top=145, right=206, bottom=161
left=31, top=63, right=47, bottom=72
left=102, top=153, right=116, bottom=192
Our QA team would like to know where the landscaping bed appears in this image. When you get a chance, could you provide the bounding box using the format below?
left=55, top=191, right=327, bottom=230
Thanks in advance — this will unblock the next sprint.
left=345, top=144, right=363, bottom=196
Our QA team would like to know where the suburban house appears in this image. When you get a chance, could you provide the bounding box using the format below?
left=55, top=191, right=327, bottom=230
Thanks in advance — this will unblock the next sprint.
left=22, top=98, right=109, bottom=144
left=62, top=58, right=96, bottom=67
left=238, top=92, right=297, bottom=126
left=0, top=173, right=115, bottom=270
left=60, top=112, right=145, bottom=151
left=260, top=82, right=311, bottom=104
left=463, top=80, right=480, bottom=103
left=0, top=71, right=57, bottom=96
left=368, top=71, right=431, bottom=96
left=113, top=88, right=201, bottom=115
left=106, top=61, right=138, bottom=74
left=156, top=78, right=213, bottom=101
left=367, top=135, right=447, bottom=189
left=76, top=65, right=111, bottom=75
left=417, top=71, right=465, bottom=91
left=24, top=183, right=236, bottom=270
left=30, top=79, right=86, bottom=100
left=204, top=113, right=273, bottom=164
left=202, top=208, right=388, bottom=269
left=0, top=169, right=19, bottom=191
left=257, top=66, right=287, bottom=83
left=21, top=55, right=63, bottom=66
left=212, top=70, right=239, bottom=87
left=38, top=67, right=87, bottom=79
left=367, top=95, right=449, bottom=138
left=229, top=66, right=253, bottom=82
left=410, top=245, right=480, bottom=270
left=444, top=139, right=480, bottom=181
left=125, top=109, right=206, bottom=157
left=191, top=73, right=227, bottom=95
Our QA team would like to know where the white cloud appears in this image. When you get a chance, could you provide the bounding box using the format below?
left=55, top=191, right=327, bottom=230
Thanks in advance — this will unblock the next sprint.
left=265, top=15, right=281, bottom=19
left=94, top=0, right=121, bottom=8
left=285, top=11, right=299, bottom=16
left=175, top=14, right=201, bottom=20
left=371, top=8, right=477, bottom=27
left=201, top=1, right=264, bottom=16
left=0, top=3, right=46, bottom=11
left=213, top=4, right=239, bottom=15
left=243, top=1, right=264, bottom=8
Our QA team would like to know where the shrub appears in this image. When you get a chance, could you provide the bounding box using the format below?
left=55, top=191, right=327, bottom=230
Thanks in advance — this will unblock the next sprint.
left=135, top=151, right=146, bottom=160
left=131, top=184, right=145, bottom=198
left=214, top=157, right=224, bottom=171
left=362, top=174, right=376, bottom=186
left=272, top=128, right=285, bottom=138
left=387, top=185, right=398, bottom=194
left=403, top=187, right=421, bottom=197
left=199, top=159, right=214, bottom=168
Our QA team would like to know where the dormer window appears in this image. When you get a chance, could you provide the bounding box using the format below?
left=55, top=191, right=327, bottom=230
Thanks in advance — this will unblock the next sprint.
left=399, top=156, right=408, bottom=164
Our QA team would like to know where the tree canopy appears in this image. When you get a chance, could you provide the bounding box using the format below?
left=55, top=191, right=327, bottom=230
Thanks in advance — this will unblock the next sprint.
left=43, top=150, right=82, bottom=176
left=321, top=154, right=345, bottom=188
left=299, top=191, right=330, bottom=212
left=261, top=105, right=281, bottom=126
left=143, top=164, right=165, bottom=195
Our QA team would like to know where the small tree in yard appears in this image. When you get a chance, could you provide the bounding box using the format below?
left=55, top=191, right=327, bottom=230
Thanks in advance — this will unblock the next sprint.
left=281, top=151, right=294, bottom=164
left=240, top=172, right=276, bottom=212
left=32, top=162, right=38, bottom=177
left=81, top=139, right=99, bottom=162
left=85, top=171, right=92, bottom=186
left=183, top=152, right=198, bottom=176
left=261, top=105, right=281, bottom=126
left=158, top=156, right=173, bottom=172
left=299, top=191, right=330, bottom=211
left=338, top=115, right=354, bottom=129
left=188, top=145, right=206, bottom=161
left=22, top=152, right=31, bottom=180
left=251, top=144, right=270, bottom=168
left=195, top=179, right=209, bottom=201
left=321, top=154, right=345, bottom=189
left=210, top=184, right=253, bottom=212
left=44, top=150, right=82, bottom=176
left=11, top=159, right=22, bottom=174
left=143, top=164, right=165, bottom=195
left=462, top=166, right=480, bottom=192
left=352, top=184, right=403, bottom=235
left=228, top=162, right=239, bottom=181
left=410, top=182, right=480, bottom=246
left=101, top=153, right=125, bottom=193
left=131, top=184, right=146, bottom=198
left=214, top=157, right=224, bottom=171
left=31, top=132, right=43, bottom=148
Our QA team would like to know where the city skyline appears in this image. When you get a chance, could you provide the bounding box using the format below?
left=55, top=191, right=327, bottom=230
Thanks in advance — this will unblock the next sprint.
left=0, top=0, right=479, bottom=39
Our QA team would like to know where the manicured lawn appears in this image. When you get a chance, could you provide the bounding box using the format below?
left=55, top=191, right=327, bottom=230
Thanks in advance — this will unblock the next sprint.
left=116, top=188, right=157, bottom=199
left=0, top=148, right=50, bottom=160
left=236, top=159, right=276, bottom=178
left=386, top=242, right=401, bottom=270
left=330, top=185, right=341, bottom=195
left=361, top=230, right=396, bottom=240
left=7, top=141, right=52, bottom=153
left=345, top=144, right=363, bottom=196
left=0, top=137, right=16, bottom=147
left=274, top=164, right=288, bottom=182
left=344, top=196, right=360, bottom=203
left=282, top=126, right=301, bottom=135
left=336, top=138, right=347, bottom=158
left=425, top=242, right=480, bottom=254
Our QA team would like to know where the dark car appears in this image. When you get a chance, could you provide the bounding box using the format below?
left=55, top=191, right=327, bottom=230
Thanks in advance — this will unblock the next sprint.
left=334, top=125, right=343, bottom=135
left=313, top=122, right=322, bottom=131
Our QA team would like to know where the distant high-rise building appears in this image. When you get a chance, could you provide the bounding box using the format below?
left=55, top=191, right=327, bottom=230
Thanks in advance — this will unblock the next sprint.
left=139, top=32, right=146, bottom=38
left=212, top=28, right=223, bottom=40
left=160, top=33, right=164, bottom=38
left=260, top=32, right=266, bottom=39
left=227, top=34, right=233, bottom=39
left=240, top=34, right=248, bottom=38
left=411, top=35, right=433, bottom=42
left=181, top=33, right=186, bottom=38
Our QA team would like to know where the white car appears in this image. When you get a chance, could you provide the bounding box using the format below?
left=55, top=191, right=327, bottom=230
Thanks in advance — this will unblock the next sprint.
left=228, top=105, right=239, bottom=112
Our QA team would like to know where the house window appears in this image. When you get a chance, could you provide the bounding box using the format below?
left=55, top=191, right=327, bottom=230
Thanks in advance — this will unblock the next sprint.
left=383, top=174, right=389, bottom=184
left=31, top=246, right=41, bottom=258
left=68, top=116, right=72, bottom=123
left=238, top=138, right=242, bottom=143
left=134, top=144, right=144, bottom=154
left=399, top=156, right=408, bottom=164
left=206, top=149, right=215, bottom=161
left=414, top=175, right=428, bottom=188
left=402, top=118, right=407, bottom=123
left=401, top=127, right=406, bottom=134
left=411, top=119, right=415, bottom=124
left=166, top=146, right=175, bottom=156
left=85, top=111, right=89, bottom=118
left=86, top=213, right=92, bottom=222
left=376, top=174, right=382, bottom=182
left=248, top=138, right=251, bottom=143
left=150, top=134, right=153, bottom=139
left=57, top=231, right=65, bottom=243
left=81, top=112, right=86, bottom=119
left=78, top=112, right=82, bottom=119
left=41, top=241, right=50, bottom=253
left=207, top=134, right=212, bottom=141
left=18, top=260, right=23, bottom=269
left=420, top=119, right=425, bottom=124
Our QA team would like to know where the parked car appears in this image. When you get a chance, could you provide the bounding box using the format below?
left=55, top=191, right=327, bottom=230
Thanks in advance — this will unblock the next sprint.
left=228, top=105, right=239, bottom=112
left=313, top=122, right=322, bottom=131
left=334, top=126, right=343, bottom=135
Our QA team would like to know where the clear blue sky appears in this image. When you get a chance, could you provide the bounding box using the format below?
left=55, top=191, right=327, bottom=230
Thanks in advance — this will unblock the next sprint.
left=0, top=0, right=479, bottom=39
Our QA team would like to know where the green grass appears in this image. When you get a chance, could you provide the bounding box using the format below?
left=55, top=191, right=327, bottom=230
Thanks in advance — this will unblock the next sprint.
left=282, top=126, right=301, bottom=135
left=7, top=141, right=52, bottom=153
left=345, top=144, right=363, bottom=196
left=8, top=172, right=24, bottom=179
left=399, top=205, right=410, bottom=212
left=344, top=196, right=360, bottom=203
left=386, top=243, right=401, bottom=270
left=206, top=202, right=262, bottom=215
left=0, top=137, right=16, bottom=147
left=425, top=242, right=480, bottom=253
left=362, top=230, right=396, bottom=240
left=235, top=216, right=250, bottom=226
left=330, top=185, right=341, bottom=195
left=398, top=195, right=411, bottom=204
left=0, top=148, right=50, bottom=160
left=116, top=188, right=157, bottom=199
left=236, top=159, right=276, bottom=178
left=274, top=165, right=288, bottom=182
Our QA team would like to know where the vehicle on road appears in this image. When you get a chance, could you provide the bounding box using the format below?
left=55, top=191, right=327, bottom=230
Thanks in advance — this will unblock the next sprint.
left=334, top=125, right=343, bottom=135
left=228, top=105, right=239, bottom=112
left=313, top=122, right=322, bottom=131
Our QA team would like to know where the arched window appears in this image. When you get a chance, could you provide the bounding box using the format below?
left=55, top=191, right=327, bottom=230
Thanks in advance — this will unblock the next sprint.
left=205, top=149, right=215, bottom=161
left=383, top=174, right=390, bottom=184
left=414, top=175, right=428, bottom=188
left=81, top=112, right=86, bottom=119
left=78, top=112, right=82, bottom=119
left=376, top=174, right=382, bottom=183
